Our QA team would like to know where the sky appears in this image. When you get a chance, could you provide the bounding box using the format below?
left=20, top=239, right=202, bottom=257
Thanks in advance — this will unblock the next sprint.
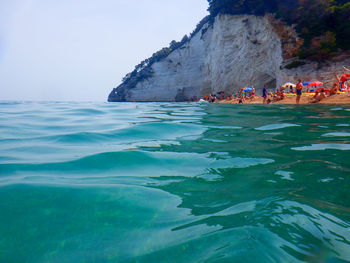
left=0, top=0, right=209, bottom=101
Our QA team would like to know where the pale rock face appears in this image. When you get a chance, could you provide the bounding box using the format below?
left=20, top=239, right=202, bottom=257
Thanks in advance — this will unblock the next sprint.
left=113, top=15, right=283, bottom=102
left=281, top=58, right=350, bottom=89
left=205, top=15, right=282, bottom=96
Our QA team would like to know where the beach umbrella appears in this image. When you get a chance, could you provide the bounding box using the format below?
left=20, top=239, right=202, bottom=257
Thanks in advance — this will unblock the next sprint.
left=302, top=82, right=310, bottom=86
left=243, top=87, right=252, bottom=92
left=282, top=82, right=296, bottom=88
left=307, top=81, right=323, bottom=87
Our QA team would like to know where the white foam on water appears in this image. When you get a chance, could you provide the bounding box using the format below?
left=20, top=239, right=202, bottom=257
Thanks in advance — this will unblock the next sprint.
left=292, top=143, right=350, bottom=151
left=319, top=178, right=334, bottom=183
left=322, top=132, right=350, bottom=137
left=207, top=125, right=243, bottom=130
left=267, top=180, right=277, bottom=183
left=264, top=132, right=283, bottom=135
left=256, top=123, right=300, bottom=131
left=275, top=171, right=294, bottom=181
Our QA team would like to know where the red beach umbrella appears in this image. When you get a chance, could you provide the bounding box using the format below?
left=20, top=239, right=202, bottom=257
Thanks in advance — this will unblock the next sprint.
left=307, top=81, right=323, bottom=87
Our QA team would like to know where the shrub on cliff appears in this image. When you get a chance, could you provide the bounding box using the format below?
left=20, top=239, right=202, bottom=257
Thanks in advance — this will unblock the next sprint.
left=207, top=0, right=350, bottom=59
left=118, top=0, right=349, bottom=90
left=284, top=60, right=306, bottom=69
left=208, top=0, right=278, bottom=16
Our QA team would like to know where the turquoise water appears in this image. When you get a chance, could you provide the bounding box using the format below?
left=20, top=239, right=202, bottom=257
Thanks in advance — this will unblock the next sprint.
left=0, top=101, right=350, bottom=263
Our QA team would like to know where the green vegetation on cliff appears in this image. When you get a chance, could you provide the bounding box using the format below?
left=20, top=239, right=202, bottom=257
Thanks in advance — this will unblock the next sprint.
left=208, top=0, right=350, bottom=59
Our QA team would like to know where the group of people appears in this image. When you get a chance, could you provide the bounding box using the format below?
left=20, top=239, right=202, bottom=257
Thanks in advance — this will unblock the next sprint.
left=196, top=68, right=350, bottom=104
left=200, top=87, right=257, bottom=104
left=201, top=92, right=235, bottom=103
left=237, top=87, right=255, bottom=103
left=336, top=71, right=350, bottom=92
left=300, top=71, right=350, bottom=104
left=261, top=79, right=307, bottom=104
left=263, top=70, right=350, bottom=104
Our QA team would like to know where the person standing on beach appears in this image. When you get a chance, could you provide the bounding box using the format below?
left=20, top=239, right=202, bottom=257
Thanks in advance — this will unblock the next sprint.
left=251, top=86, right=255, bottom=100
left=262, top=86, right=268, bottom=104
left=296, top=79, right=303, bottom=104
left=239, top=88, right=245, bottom=102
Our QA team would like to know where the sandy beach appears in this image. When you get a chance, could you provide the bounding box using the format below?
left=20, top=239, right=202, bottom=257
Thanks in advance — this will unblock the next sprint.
left=217, top=94, right=350, bottom=105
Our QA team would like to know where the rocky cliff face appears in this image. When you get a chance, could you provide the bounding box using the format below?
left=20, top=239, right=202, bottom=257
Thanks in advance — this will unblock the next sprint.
left=109, top=14, right=284, bottom=102
left=281, top=55, right=350, bottom=88
left=108, top=14, right=348, bottom=102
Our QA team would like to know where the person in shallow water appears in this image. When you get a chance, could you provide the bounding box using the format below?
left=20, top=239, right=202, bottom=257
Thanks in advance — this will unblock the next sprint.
left=296, top=79, right=303, bottom=104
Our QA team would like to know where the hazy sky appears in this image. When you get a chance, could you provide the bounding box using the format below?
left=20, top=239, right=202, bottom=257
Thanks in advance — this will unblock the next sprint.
left=0, top=0, right=208, bottom=101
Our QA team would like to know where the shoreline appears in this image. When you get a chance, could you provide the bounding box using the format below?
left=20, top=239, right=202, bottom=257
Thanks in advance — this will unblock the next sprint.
left=216, top=94, right=350, bottom=105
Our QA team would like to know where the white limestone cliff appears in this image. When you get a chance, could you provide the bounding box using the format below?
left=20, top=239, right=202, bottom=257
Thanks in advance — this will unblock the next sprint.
left=109, top=14, right=283, bottom=102
left=108, top=14, right=348, bottom=102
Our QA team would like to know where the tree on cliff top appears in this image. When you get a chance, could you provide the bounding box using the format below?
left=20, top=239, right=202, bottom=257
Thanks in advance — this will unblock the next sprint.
left=207, top=0, right=350, bottom=56
left=208, top=0, right=278, bottom=16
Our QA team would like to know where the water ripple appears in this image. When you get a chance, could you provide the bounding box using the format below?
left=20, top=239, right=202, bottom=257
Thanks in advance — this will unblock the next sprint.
left=256, top=123, right=300, bottom=131
left=0, top=102, right=349, bottom=263
left=292, top=143, right=350, bottom=151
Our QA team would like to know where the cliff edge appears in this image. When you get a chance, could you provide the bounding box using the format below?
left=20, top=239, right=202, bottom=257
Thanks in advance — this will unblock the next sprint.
left=108, top=14, right=347, bottom=102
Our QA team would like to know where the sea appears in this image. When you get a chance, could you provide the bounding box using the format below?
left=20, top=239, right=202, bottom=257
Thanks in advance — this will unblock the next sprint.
left=0, top=101, right=350, bottom=263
